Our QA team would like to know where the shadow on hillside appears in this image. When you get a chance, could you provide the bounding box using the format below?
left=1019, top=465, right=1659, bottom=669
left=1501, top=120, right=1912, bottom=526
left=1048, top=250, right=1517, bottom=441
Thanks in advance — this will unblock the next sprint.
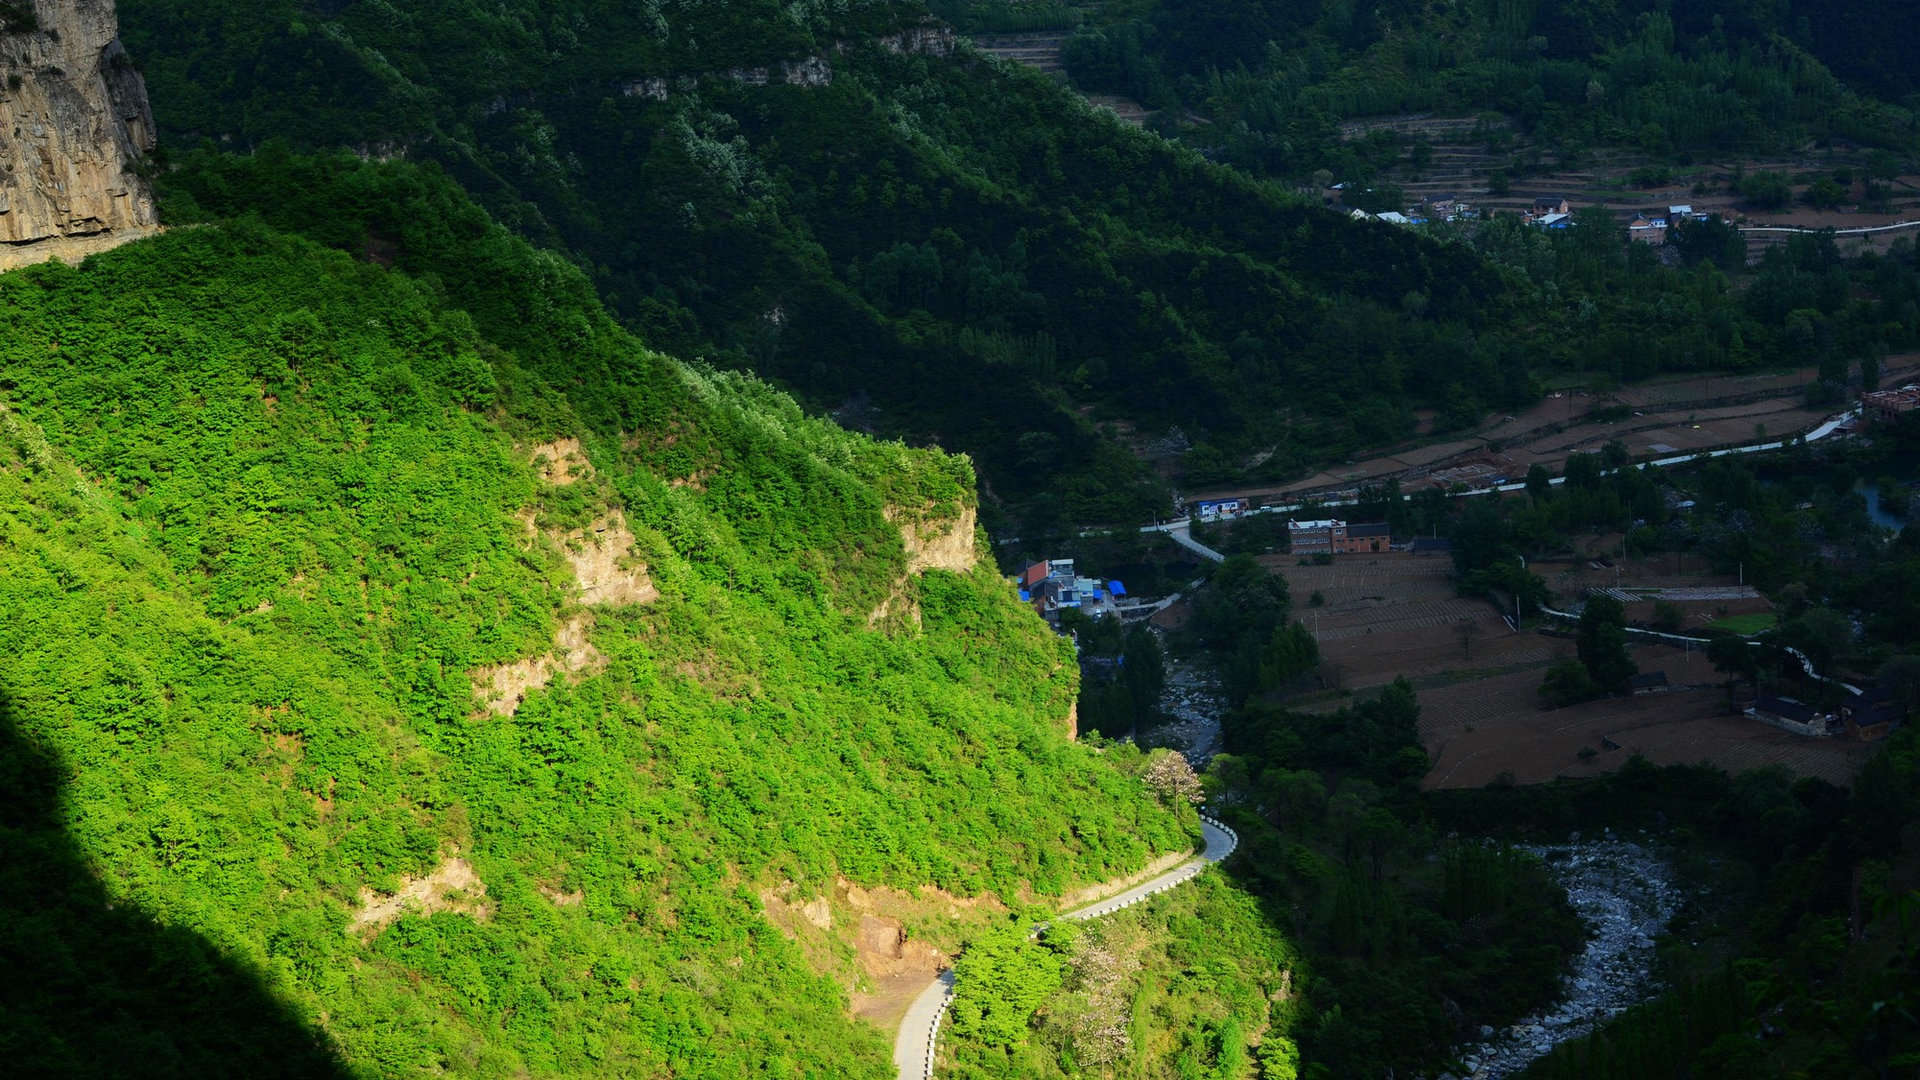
left=0, top=687, right=354, bottom=1079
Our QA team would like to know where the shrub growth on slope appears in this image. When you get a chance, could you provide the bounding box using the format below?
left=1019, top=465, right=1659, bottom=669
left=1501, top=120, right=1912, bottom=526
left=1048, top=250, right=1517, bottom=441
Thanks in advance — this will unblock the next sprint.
left=0, top=194, right=1191, bottom=1075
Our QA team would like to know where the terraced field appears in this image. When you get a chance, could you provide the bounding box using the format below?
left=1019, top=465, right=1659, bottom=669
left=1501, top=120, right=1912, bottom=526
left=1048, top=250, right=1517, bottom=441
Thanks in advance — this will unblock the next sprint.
left=1260, top=552, right=1555, bottom=690
left=1418, top=653, right=1878, bottom=790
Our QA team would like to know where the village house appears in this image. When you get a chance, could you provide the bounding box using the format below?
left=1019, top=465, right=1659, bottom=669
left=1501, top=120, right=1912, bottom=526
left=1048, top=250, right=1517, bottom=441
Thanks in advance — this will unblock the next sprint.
left=1628, top=213, right=1669, bottom=244
left=1862, top=385, right=1920, bottom=424
left=1289, top=519, right=1342, bottom=555
left=1747, top=694, right=1841, bottom=737
left=1290, top=519, right=1392, bottom=556
left=1840, top=686, right=1902, bottom=741
left=1018, top=558, right=1129, bottom=622
left=1335, top=521, right=1392, bottom=554
left=1530, top=195, right=1571, bottom=219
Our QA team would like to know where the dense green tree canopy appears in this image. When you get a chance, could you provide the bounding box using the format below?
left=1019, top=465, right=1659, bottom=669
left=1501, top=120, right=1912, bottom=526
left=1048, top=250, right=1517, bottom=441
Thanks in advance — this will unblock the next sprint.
left=0, top=177, right=1195, bottom=1076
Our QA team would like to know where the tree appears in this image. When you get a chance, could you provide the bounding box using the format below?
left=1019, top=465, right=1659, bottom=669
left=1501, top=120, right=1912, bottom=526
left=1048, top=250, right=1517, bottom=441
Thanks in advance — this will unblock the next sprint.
left=1540, top=658, right=1599, bottom=706
left=1143, top=750, right=1205, bottom=806
left=1670, top=214, right=1746, bottom=270
left=1652, top=600, right=1685, bottom=632
left=1576, top=593, right=1638, bottom=694
left=1739, top=171, right=1792, bottom=210
left=1260, top=768, right=1327, bottom=830
left=1120, top=625, right=1164, bottom=723
left=1526, top=463, right=1553, bottom=503
left=1804, top=177, right=1847, bottom=209
left=948, top=931, right=1065, bottom=1049
left=1790, top=607, right=1853, bottom=674
left=1564, top=452, right=1603, bottom=489
left=1259, top=621, right=1321, bottom=692
left=1877, top=655, right=1920, bottom=718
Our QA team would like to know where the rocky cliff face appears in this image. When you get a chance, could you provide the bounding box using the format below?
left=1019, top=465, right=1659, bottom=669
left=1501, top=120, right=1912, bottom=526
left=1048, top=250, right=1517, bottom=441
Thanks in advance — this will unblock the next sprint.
left=0, top=0, right=155, bottom=246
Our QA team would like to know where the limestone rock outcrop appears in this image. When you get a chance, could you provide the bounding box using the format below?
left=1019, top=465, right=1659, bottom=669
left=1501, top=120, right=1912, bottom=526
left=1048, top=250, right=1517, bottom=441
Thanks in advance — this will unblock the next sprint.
left=0, top=0, right=156, bottom=246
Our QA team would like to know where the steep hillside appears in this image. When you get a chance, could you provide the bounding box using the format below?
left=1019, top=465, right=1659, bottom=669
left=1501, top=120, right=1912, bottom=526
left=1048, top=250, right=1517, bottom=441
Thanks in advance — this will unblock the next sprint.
left=118, top=1, right=1528, bottom=530
left=0, top=185, right=1194, bottom=1075
left=1062, top=0, right=1919, bottom=183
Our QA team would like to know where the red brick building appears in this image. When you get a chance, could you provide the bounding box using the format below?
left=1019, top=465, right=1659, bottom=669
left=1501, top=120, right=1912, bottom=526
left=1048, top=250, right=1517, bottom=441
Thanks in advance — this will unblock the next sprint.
left=1335, top=522, right=1392, bottom=554
left=1863, top=385, right=1920, bottom=425
left=1289, top=519, right=1391, bottom=556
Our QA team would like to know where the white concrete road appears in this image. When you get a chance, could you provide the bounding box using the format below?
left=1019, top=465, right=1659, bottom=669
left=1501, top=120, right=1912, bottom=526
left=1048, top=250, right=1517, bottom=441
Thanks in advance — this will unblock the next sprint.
left=1061, top=817, right=1237, bottom=922
left=892, top=969, right=956, bottom=1080
left=1159, top=407, right=1862, bottom=530
left=892, top=816, right=1239, bottom=1080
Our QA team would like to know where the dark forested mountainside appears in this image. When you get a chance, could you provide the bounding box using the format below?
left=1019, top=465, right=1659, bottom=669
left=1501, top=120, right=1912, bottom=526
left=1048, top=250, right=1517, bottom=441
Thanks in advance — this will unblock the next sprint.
left=1063, top=0, right=1919, bottom=182
left=121, top=1, right=1536, bottom=531
left=0, top=163, right=1199, bottom=1076
left=117, top=4, right=1920, bottom=536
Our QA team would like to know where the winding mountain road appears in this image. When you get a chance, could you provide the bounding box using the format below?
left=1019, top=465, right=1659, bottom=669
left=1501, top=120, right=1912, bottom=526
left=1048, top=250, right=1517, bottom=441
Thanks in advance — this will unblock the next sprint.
left=892, top=816, right=1239, bottom=1080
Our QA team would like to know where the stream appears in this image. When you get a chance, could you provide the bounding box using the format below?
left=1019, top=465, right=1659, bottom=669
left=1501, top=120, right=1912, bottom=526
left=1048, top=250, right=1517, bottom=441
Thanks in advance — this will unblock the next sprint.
left=1141, top=630, right=1225, bottom=766
left=1134, top=638, right=1679, bottom=1080
left=1442, top=836, right=1679, bottom=1080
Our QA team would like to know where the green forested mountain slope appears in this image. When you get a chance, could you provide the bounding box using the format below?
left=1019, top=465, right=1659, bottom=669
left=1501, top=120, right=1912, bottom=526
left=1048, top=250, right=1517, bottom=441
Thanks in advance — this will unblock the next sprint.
left=120, top=1, right=1527, bottom=529
left=0, top=202, right=1191, bottom=1076
left=1064, top=0, right=1918, bottom=181
left=111, top=2, right=1920, bottom=535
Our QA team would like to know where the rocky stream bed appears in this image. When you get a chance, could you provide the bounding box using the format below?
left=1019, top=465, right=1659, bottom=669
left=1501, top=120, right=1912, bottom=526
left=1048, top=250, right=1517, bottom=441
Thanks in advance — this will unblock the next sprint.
left=1441, top=836, right=1680, bottom=1080
left=1138, top=645, right=1680, bottom=1080
left=1142, top=638, right=1225, bottom=766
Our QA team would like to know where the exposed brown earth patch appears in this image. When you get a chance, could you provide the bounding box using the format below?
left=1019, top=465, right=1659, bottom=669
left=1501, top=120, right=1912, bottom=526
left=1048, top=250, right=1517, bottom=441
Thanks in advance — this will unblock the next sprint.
left=540, top=883, right=586, bottom=907
left=869, top=505, right=978, bottom=625
left=562, top=512, right=659, bottom=607
left=351, top=856, right=491, bottom=938
left=470, top=613, right=607, bottom=717
left=893, top=504, right=978, bottom=575
left=765, top=847, right=1197, bottom=1034
left=763, top=874, right=1010, bottom=1029
left=529, top=437, right=593, bottom=486
left=853, top=971, right=941, bottom=1032
left=309, top=777, right=336, bottom=822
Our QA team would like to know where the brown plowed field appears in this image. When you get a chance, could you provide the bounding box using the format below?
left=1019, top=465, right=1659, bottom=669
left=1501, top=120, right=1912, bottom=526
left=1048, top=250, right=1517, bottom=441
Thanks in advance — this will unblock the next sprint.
left=1261, top=553, right=1551, bottom=690
left=1419, top=648, right=1876, bottom=790
left=1256, top=551, right=1880, bottom=787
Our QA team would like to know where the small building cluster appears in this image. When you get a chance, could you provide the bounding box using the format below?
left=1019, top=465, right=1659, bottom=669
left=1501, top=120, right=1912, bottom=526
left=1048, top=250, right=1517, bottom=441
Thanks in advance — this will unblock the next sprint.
left=1347, top=194, right=1477, bottom=227
left=1019, top=558, right=1130, bottom=622
left=1862, top=385, right=1920, bottom=424
left=1526, top=196, right=1572, bottom=229
left=1627, top=205, right=1710, bottom=245
left=1194, top=497, right=1249, bottom=522
left=1287, top=519, right=1393, bottom=556
left=1747, top=686, right=1902, bottom=741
